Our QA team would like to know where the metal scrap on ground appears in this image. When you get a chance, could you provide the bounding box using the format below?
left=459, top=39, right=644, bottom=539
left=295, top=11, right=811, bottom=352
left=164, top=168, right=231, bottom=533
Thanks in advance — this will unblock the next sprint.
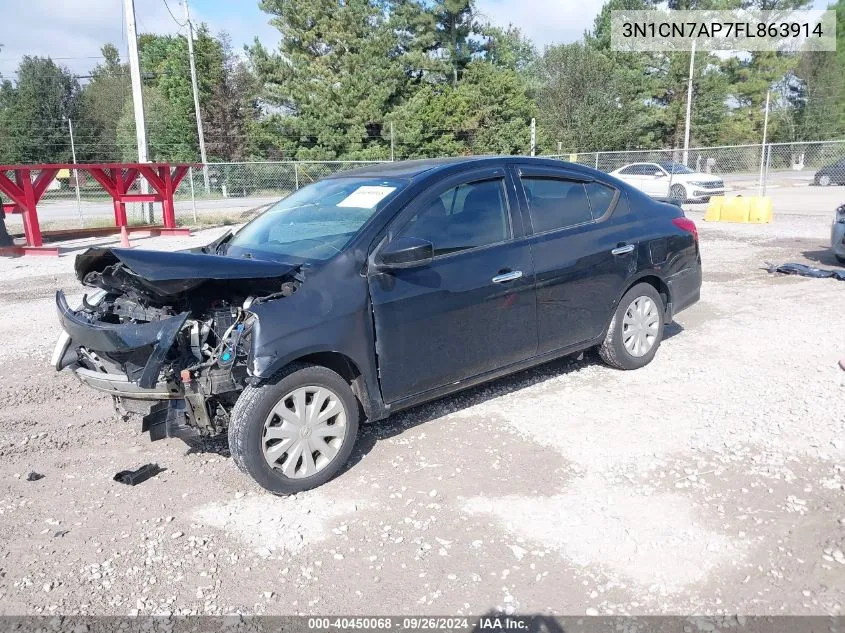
left=765, top=262, right=845, bottom=281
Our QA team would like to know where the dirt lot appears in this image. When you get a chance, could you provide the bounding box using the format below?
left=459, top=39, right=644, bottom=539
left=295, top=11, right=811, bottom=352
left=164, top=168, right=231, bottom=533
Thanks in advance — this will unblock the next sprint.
left=1, top=209, right=844, bottom=617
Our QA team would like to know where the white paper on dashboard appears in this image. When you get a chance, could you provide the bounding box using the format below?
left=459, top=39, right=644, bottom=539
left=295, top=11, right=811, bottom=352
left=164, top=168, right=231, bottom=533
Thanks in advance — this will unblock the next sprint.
left=336, top=186, right=396, bottom=208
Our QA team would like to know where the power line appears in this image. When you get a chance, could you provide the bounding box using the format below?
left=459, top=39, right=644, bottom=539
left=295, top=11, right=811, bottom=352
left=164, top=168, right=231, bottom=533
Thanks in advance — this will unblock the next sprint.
left=162, top=0, right=187, bottom=27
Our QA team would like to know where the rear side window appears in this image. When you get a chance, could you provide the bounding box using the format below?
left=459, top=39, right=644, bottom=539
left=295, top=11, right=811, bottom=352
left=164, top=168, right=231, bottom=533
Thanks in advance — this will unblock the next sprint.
left=397, top=178, right=511, bottom=256
left=619, top=165, right=640, bottom=175
left=586, top=182, right=616, bottom=217
left=521, top=177, right=593, bottom=234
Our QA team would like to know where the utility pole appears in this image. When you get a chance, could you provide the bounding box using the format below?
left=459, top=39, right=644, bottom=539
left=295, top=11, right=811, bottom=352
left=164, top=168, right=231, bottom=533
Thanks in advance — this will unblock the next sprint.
left=123, top=0, right=153, bottom=223
left=64, top=117, right=83, bottom=227
left=681, top=39, right=696, bottom=167
left=390, top=122, right=395, bottom=162
left=183, top=0, right=210, bottom=193
left=758, top=91, right=771, bottom=196
left=530, top=118, right=536, bottom=157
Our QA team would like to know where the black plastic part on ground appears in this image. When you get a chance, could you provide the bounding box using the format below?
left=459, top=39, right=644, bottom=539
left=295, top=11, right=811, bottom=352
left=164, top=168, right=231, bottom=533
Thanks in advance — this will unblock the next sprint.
left=765, top=262, right=845, bottom=281
left=113, top=463, right=165, bottom=486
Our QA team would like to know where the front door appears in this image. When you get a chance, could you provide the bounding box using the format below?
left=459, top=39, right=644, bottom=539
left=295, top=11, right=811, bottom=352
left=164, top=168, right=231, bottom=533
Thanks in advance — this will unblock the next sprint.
left=368, top=171, right=537, bottom=405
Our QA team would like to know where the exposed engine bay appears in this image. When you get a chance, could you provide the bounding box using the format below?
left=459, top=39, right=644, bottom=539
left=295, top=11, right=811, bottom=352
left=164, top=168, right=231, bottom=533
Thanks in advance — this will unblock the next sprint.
left=54, top=245, right=302, bottom=442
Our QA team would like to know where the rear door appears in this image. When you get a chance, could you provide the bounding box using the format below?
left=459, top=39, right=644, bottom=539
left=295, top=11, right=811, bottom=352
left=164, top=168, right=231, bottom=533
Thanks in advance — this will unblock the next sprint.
left=514, top=165, right=636, bottom=354
left=368, top=167, right=537, bottom=405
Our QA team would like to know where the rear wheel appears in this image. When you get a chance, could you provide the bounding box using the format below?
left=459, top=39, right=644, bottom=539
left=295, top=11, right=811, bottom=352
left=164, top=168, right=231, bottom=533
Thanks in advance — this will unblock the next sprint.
left=599, top=283, right=665, bottom=370
left=228, top=363, right=359, bottom=495
left=836, top=255, right=845, bottom=265
left=669, top=184, right=687, bottom=202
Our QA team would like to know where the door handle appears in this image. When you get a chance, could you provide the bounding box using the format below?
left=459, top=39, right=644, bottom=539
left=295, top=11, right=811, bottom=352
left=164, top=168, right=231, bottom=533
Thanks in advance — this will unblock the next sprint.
left=611, top=244, right=635, bottom=256
left=492, top=270, right=523, bottom=283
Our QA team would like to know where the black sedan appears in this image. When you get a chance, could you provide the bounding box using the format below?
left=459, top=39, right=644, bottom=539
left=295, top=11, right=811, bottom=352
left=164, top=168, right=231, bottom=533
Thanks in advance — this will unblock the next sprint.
left=814, top=158, right=845, bottom=186
left=54, top=156, right=702, bottom=494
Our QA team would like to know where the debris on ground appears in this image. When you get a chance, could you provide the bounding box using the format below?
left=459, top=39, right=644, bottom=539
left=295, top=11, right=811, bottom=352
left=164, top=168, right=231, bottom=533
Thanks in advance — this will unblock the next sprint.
left=25, top=472, right=44, bottom=481
left=113, top=463, right=165, bottom=486
left=765, top=261, right=845, bottom=280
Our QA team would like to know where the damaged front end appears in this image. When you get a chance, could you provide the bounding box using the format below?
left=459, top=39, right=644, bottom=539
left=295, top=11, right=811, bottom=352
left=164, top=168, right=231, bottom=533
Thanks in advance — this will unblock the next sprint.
left=54, top=246, right=301, bottom=442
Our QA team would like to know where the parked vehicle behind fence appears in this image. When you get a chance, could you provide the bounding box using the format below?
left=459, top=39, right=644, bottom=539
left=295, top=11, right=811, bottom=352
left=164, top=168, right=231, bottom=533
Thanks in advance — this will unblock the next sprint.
left=610, top=162, right=725, bottom=203
left=53, top=157, right=702, bottom=494
left=815, top=159, right=845, bottom=187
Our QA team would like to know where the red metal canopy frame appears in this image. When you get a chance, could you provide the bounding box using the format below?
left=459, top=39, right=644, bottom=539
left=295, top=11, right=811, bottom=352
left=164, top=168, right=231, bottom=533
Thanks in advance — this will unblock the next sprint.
left=0, top=162, right=195, bottom=255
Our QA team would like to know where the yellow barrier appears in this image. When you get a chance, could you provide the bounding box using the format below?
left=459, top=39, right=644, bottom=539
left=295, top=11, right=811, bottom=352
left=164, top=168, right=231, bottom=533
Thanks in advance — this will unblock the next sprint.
left=704, top=196, right=772, bottom=223
left=704, top=196, right=724, bottom=221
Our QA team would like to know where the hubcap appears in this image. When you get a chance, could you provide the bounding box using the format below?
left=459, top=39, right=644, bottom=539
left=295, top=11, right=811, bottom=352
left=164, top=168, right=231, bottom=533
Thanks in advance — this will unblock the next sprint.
left=262, top=386, right=347, bottom=479
left=820, top=175, right=831, bottom=186
left=621, top=296, right=661, bottom=357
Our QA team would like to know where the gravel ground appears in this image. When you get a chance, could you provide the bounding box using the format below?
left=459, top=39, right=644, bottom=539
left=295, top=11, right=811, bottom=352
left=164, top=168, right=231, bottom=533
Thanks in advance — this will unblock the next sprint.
left=0, top=211, right=844, bottom=616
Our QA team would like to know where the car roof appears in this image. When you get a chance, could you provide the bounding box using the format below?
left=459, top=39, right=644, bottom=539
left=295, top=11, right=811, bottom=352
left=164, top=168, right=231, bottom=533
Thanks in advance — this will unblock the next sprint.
left=325, top=155, right=599, bottom=180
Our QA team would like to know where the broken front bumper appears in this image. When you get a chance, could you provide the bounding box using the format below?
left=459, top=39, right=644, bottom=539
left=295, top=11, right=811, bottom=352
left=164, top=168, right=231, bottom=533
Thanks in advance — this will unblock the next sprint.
left=54, top=290, right=189, bottom=394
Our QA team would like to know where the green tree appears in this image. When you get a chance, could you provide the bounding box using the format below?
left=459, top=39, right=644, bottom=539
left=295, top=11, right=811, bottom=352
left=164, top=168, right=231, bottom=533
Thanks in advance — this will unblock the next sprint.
left=80, top=43, right=130, bottom=161
left=535, top=43, right=639, bottom=152
left=135, top=27, right=225, bottom=159
left=389, top=61, right=535, bottom=158
left=589, top=0, right=730, bottom=149
left=0, top=56, right=83, bottom=163
left=249, top=0, right=410, bottom=159
left=116, top=86, right=197, bottom=161
left=786, top=0, right=845, bottom=140
left=203, top=33, right=259, bottom=161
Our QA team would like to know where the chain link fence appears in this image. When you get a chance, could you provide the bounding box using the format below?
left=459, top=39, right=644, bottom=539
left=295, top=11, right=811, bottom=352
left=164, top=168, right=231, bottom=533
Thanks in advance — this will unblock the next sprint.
left=3, top=140, right=844, bottom=235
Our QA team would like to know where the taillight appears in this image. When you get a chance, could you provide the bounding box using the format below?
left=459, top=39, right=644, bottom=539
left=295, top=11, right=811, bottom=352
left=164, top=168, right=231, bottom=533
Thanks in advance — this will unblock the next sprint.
left=672, top=217, right=698, bottom=243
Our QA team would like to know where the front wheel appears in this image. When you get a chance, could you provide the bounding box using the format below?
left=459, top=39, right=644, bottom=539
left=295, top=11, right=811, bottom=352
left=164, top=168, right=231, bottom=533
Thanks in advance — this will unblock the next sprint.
left=669, top=184, right=687, bottom=202
left=228, top=363, right=360, bottom=495
left=598, top=283, right=665, bottom=370
left=819, top=174, right=832, bottom=187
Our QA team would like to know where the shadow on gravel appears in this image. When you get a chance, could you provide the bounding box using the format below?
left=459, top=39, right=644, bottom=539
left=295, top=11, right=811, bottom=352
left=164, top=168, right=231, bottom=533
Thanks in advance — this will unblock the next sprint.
left=183, top=321, right=685, bottom=478
left=345, top=321, right=685, bottom=472
left=801, top=247, right=844, bottom=267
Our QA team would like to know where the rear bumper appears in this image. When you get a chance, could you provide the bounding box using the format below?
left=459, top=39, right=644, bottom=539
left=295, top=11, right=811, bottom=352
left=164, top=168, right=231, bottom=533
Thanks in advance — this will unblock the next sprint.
left=667, top=264, right=702, bottom=317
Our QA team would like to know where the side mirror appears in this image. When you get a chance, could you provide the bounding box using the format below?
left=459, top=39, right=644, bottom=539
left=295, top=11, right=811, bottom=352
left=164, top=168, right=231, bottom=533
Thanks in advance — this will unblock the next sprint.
left=378, top=236, right=434, bottom=269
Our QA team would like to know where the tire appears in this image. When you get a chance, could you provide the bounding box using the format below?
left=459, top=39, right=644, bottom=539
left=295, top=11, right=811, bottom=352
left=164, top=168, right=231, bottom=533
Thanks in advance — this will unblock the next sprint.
left=669, top=184, right=687, bottom=202
left=819, top=174, right=832, bottom=187
left=598, top=283, right=665, bottom=370
left=836, top=255, right=845, bottom=265
left=228, top=362, right=360, bottom=495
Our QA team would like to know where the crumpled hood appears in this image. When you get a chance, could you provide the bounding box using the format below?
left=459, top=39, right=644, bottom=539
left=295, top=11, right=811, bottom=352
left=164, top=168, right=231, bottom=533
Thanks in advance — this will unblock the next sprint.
left=75, top=247, right=298, bottom=283
left=75, top=247, right=301, bottom=300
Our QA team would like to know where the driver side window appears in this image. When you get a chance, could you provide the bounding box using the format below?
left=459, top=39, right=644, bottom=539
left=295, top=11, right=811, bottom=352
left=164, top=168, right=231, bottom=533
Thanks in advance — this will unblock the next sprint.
left=397, top=179, right=511, bottom=256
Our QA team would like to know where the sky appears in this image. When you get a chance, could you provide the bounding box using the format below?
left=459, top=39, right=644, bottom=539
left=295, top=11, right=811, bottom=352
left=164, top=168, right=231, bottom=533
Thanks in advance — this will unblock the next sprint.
left=0, top=0, right=604, bottom=79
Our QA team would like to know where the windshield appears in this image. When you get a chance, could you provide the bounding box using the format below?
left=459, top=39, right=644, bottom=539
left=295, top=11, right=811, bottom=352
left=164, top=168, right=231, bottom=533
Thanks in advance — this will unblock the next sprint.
left=660, top=162, right=693, bottom=174
left=228, top=177, right=406, bottom=261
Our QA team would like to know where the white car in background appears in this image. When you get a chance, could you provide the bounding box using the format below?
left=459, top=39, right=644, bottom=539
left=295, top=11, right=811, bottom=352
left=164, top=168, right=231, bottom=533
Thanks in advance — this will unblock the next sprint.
left=610, top=162, right=725, bottom=203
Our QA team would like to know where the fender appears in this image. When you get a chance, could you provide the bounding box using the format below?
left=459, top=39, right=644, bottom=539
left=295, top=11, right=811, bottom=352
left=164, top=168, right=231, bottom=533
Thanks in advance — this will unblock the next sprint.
left=247, top=343, right=388, bottom=422
left=608, top=268, right=674, bottom=324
